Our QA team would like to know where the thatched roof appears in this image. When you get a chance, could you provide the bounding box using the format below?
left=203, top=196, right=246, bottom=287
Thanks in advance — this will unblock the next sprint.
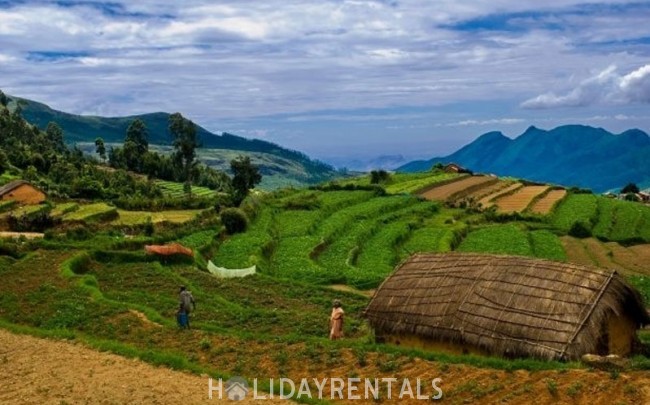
left=145, top=243, right=193, bottom=257
left=0, top=180, right=30, bottom=197
left=365, top=253, right=649, bottom=360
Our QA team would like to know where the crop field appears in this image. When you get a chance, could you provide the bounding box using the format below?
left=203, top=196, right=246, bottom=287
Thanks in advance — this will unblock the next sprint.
left=62, top=203, right=117, bottom=222
left=384, top=172, right=459, bottom=194
left=478, top=182, right=523, bottom=208
left=529, top=189, right=567, bottom=214
left=419, top=175, right=497, bottom=202
left=458, top=224, right=532, bottom=256
left=554, top=194, right=650, bottom=242
left=112, top=209, right=204, bottom=225
left=552, top=194, right=598, bottom=232
left=3, top=204, right=49, bottom=218
left=561, top=236, right=650, bottom=276
left=50, top=202, right=79, bottom=218
left=155, top=180, right=216, bottom=198
left=328, top=171, right=461, bottom=194
left=2, top=177, right=650, bottom=404
left=494, top=185, right=549, bottom=213
left=465, top=180, right=514, bottom=202
left=458, top=224, right=566, bottom=260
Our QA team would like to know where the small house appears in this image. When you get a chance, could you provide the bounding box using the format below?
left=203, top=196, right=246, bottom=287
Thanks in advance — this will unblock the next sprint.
left=364, top=253, right=649, bottom=360
left=0, top=180, right=46, bottom=205
left=443, top=163, right=464, bottom=173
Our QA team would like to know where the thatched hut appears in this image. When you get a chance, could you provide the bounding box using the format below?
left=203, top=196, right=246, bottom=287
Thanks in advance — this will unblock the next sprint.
left=364, top=253, right=649, bottom=360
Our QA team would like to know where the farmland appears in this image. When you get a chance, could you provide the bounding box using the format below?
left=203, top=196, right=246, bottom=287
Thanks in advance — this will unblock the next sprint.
left=155, top=180, right=217, bottom=198
left=479, top=182, right=522, bottom=208
left=419, top=175, right=498, bottom=202
left=494, top=185, right=549, bottom=213
left=530, top=189, right=567, bottom=214
left=2, top=169, right=650, bottom=404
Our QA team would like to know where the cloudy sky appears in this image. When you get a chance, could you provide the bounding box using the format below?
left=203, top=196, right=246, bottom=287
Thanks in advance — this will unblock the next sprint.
left=1, top=1, right=649, bottom=165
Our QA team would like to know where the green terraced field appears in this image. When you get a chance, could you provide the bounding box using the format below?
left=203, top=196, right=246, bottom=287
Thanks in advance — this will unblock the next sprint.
left=155, top=180, right=217, bottom=198
left=62, top=203, right=117, bottom=222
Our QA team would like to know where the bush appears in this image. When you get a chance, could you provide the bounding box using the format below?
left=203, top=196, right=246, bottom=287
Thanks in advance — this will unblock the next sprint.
left=569, top=221, right=592, bottom=238
left=220, top=208, right=248, bottom=234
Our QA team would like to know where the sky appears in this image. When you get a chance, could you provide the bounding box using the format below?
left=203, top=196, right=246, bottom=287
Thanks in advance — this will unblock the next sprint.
left=1, top=1, right=649, bottom=167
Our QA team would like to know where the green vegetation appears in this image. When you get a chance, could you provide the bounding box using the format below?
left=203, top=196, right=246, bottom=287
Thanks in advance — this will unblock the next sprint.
left=62, top=203, right=117, bottom=222
left=155, top=180, right=216, bottom=198
left=458, top=224, right=532, bottom=256
left=554, top=193, right=650, bottom=243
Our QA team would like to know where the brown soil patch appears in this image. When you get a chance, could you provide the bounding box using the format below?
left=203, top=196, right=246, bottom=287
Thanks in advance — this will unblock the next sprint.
left=495, top=185, right=549, bottom=213
left=128, top=309, right=163, bottom=328
left=0, top=231, right=44, bottom=239
left=0, top=328, right=287, bottom=404
left=530, top=189, right=567, bottom=215
left=328, top=284, right=375, bottom=298
left=561, top=237, right=650, bottom=276
left=478, top=182, right=523, bottom=208
left=466, top=180, right=513, bottom=202
left=419, top=176, right=496, bottom=202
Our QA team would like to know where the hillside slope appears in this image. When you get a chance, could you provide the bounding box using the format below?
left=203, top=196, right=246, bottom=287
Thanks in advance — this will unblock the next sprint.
left=398, top=125, right=650, bottom=192
left=7, top=95, right=338, bottom=187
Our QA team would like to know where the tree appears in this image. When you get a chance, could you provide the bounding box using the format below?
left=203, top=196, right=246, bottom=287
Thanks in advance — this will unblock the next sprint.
left=169, top=113, right=200, bottom=196
left=370, top=169, right=390, bottom=184
left=230, top=155, right=261, bottom=205
left=95, top=137, right=106, bottom=162
left=45, top=122, right=66, bottom=153
left=621, top=183, right=639, bottom=194
left=0, top=90, right=7, bottom=107
left=125, top=119, right=149, bottom=157
left=0, top=148, right=8, bottom=174
left=122, top=119, right=149, bottom=171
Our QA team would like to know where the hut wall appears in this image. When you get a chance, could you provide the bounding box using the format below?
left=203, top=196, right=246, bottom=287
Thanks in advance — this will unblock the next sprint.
left=607, top=314, right=637, bottom=356
left=385, top=334, right=490, bottom=357
left=1, top=185, right=46, bottom=205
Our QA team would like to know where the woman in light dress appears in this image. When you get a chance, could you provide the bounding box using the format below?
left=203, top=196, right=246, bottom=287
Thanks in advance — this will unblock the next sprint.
left=329, top=299, right=344, bottom=340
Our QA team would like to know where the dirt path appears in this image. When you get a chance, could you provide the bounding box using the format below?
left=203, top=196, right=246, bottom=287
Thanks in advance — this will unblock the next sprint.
left=0, top=329, right=286, bottom=404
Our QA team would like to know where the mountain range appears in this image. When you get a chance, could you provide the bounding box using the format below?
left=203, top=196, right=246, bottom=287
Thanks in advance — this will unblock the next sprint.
left=398, top=125, right=650, bottom=193
left=6, top=95, right=339, bottom=189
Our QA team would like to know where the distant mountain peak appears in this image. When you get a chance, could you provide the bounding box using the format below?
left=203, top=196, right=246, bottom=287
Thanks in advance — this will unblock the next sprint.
left=397, top=124, right=650, bottom=192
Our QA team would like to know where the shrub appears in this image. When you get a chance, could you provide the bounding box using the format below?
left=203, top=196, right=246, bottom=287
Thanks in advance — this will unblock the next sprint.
left=569, top=221, right=592, bottom=238
left=220, top=208, right=248, bottom=234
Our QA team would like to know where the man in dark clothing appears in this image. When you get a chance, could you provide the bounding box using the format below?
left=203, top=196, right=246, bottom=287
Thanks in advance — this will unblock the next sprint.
left=178, top=286, right=196, bottom=329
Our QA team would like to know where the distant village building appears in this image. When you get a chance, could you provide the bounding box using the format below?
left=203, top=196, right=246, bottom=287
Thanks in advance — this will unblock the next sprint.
left=365, top=253, right=649, bottom=361
left=0, top=180, right=46, bottom=205
left=638, top=191, right=650, bottom=203
left=443, top=163, right=464, bottom=173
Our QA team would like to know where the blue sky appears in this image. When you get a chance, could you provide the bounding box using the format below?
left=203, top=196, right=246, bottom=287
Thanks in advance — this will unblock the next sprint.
left=1, top=1, right=649, bottom=167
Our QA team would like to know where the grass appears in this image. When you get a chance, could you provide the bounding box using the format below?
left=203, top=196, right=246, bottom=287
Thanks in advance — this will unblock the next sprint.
left=112, top=209, right=204, bottom=225
left=552, top=194, right=598, bottom=232
left=5, top=203, right=50, bottom=218
left=529, top=230, right=567, bottom=261
left=155, top=180, right=217, bottom=198
left=50, top=202, right=79, bottom=217
left=458, top=224, right=532, bottom=256
left=62, top=203, right=117, bottom=222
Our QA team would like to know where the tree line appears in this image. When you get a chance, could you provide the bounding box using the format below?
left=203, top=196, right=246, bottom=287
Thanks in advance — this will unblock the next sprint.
left=0, top=89, right=261, bottom=208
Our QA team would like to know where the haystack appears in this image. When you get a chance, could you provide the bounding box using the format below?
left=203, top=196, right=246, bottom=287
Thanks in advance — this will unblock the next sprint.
left=364, top=253, right=649, bottom=360
left=144, top=243, right=193, bottom=257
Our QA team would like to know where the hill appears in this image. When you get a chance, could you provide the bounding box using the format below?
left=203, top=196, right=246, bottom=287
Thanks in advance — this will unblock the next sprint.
left=398, top=125, right=650, bottom=193
left=6, top=95, right=339, bottom=188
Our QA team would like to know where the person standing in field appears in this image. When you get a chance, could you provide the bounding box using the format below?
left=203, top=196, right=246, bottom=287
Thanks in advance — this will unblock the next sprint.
left=178, top=286, right=196, bottom=329
left=329, top=299, right=344, bottom=340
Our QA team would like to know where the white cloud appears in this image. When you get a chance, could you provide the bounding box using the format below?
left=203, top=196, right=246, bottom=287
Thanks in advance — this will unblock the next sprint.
left=0, top=0, right=649, bottom=157
left=521, top=64, right=650, bottom=109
